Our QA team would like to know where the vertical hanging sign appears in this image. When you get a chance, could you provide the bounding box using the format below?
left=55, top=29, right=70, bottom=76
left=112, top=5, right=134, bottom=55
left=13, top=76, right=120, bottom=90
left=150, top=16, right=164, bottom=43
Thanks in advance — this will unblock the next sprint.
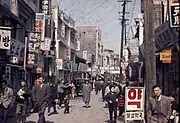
left=27, top=33, right=41, bottom=66
left=41, top=0, right=51, bottom=37
left=10, top=0, right=18, bottom=17
left=35, top=13, right=45, bottom=41
left=0, top=26, right=11, bottom=50
left=66, top=47, right=71, bottom=60
left=169, top=0, right=180, bottom=27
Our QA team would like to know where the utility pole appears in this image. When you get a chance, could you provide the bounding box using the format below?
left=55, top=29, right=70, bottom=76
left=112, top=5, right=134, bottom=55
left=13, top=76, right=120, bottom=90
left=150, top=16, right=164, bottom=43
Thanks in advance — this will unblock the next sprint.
left=118, top=0, right=131, bottom=83
left=144, top=0, right=156, bottom=122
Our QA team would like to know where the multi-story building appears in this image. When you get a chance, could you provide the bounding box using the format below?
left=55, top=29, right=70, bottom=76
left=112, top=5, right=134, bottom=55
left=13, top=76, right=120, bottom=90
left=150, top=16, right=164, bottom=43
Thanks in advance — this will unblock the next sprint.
left=0, top=0, right=41, bottom=89
left=52, top=6, right=77, bottom=81
left=76, top=26, right=103, bottom=75
left=103, top=48, right=119, bottom=74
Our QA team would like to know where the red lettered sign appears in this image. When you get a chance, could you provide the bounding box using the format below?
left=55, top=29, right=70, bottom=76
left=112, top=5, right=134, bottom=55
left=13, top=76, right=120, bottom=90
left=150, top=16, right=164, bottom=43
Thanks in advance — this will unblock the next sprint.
left=125, top=87, right=145, bottom=121
left=125, top=87, right=145, bottom=111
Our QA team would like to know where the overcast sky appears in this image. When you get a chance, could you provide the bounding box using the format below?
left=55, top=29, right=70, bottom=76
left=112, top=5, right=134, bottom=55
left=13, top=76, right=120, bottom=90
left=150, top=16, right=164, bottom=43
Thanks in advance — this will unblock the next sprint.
left=52, top=0, right=141, bottom=53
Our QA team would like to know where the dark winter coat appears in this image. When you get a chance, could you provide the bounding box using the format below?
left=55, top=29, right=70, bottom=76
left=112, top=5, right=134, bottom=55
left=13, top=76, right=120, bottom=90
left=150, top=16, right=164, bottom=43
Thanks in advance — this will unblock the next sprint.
left=32, top=84, right=50, bottom=112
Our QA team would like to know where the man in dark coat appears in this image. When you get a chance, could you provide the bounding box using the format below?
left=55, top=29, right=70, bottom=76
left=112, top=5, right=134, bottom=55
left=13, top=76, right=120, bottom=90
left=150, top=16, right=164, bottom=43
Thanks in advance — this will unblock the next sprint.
left=94, top=78, right=101, bottom=95
left=33, top=76, right=50, bottom=123
left=82, top=80, right=92, bottom=108
left=104, top=84, right=119, bottom=123
left=101, top=80, right=107, bottom=102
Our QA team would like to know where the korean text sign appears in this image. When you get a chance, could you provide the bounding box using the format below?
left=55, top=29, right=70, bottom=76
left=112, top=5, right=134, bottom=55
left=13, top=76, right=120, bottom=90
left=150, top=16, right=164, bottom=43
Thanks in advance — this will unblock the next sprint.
left=169, top=1, right=180, bottom=27
left=0, top=27, right=11, bottom=50
left=27, top=33, right=40, bottom=65
left=35, top=13, right=45, bottom=41
left=125, top=87, right=145, bottom=121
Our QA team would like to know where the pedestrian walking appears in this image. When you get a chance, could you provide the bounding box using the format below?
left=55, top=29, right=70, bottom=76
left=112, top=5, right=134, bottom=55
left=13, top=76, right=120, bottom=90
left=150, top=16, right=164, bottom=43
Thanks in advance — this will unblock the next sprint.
left=47, top=83, right=58, bottom=116
left=104, top=81, right=111, bottom=108
left=94, top=77, right=101, bottom=95
left=104, top=84, right=119, bottom=123
left=64, top=95, right=70, bottom=114
left=148, top=85, right=172, bottom=123
left=101, top=80, right=107, bottom=102
left=0, top=80, right=16, bottom=123
left=57, top=79, right=65, bottom=108
left=32, top=76, right=50, bottom=123
left=31, top=80, right=40, bottom=112
left=16, top=80, right=30, bottom=123
left=71, top=82, right=76, bottom=98
left=82, top=79, right=92, bottom=108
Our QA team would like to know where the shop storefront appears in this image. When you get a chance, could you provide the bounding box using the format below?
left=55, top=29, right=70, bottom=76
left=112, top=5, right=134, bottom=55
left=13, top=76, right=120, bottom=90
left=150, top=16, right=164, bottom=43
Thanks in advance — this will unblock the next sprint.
left=155, top=21, right=179, bottom=96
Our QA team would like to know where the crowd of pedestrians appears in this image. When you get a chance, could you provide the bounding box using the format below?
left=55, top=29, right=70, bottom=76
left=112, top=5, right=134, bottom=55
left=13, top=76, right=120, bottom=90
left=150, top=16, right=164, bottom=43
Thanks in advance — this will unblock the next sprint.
left=0, top=75, right=179, bottom=123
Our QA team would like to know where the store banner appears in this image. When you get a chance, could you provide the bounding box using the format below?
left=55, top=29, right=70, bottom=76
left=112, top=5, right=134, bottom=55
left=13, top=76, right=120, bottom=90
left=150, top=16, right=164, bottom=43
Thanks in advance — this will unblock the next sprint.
left=66, top=47, right=71, bottom=60
left=56, top=59, right=63, bottom=70
left=41, top=0, right=51, bottom=38
left=27, top=32, right=40, bottom=66
left=41, top=0, right=51, bottom=15
left=83, top=51, right=87, bottom=60
left=76, top=40, right=80, bottom=51
left=40, top=37, right=51, bottom=51
left=125, top=87, right=145, bottom=121
left=0, top=26, right=11, bottom=50
left=169, top=0, right=180, bottom=27
left=35, top=13, right=45, bottom=41
left=160, top=50, right=172, bottom=63
left=10, top=0, right=18, bottom=17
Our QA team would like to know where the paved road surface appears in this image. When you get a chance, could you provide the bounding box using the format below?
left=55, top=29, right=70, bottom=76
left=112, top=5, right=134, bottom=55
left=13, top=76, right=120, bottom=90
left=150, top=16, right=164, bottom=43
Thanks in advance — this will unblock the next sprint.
left=27, top=90, right=124, bottom=123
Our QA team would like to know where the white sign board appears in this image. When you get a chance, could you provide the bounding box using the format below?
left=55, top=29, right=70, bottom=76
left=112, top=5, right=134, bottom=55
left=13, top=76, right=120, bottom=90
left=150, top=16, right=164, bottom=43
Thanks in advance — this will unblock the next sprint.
left=10, top=0, right=18, bottom=17
left=0, top=27, right=11, bottom=49
left=35, top=13, right=45, bottom=41
left=40, top=37, right=51, bottom=51
left=169, top=1, right=180, bottom=27
left=56, top=59, right=63, bottom=70
left=125, top=87, right=145, bottom=121
left=83, top=51, right=87, bottom=60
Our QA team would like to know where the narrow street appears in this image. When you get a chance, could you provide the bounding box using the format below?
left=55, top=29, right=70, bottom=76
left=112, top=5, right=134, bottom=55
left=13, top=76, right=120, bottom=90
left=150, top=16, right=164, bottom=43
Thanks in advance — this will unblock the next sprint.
left=27, top=90, right=124, bottom=123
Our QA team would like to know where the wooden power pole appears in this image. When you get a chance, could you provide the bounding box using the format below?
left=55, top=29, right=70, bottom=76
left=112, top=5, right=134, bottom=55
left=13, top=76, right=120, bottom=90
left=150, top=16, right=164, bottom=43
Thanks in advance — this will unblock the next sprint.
left=144, top=0, right=156, bottom=122
left=118, top=0, right=131, bottom=82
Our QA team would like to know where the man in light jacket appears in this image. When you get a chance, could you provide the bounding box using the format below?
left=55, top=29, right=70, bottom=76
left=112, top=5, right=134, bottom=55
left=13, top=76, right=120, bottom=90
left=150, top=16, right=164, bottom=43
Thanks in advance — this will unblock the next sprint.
left=0, top=80, right=15, bottom=123
left=148, top=85, right=172, bottom=123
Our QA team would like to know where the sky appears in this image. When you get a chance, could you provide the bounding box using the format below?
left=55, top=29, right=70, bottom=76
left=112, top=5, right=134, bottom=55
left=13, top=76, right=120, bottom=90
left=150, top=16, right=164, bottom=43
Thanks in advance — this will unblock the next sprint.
left=52, top=0, right=141, bottom=53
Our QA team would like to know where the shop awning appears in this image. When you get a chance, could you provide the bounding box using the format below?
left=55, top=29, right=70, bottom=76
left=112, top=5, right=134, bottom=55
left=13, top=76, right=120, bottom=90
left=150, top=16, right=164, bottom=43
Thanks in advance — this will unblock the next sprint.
left=76, top=55, right=86, bottom=64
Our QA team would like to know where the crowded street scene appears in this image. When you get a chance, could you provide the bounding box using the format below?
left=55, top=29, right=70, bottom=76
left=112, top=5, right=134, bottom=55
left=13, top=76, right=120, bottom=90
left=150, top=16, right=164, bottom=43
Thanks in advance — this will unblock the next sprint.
left=0, top=0, right=179, bottom=123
